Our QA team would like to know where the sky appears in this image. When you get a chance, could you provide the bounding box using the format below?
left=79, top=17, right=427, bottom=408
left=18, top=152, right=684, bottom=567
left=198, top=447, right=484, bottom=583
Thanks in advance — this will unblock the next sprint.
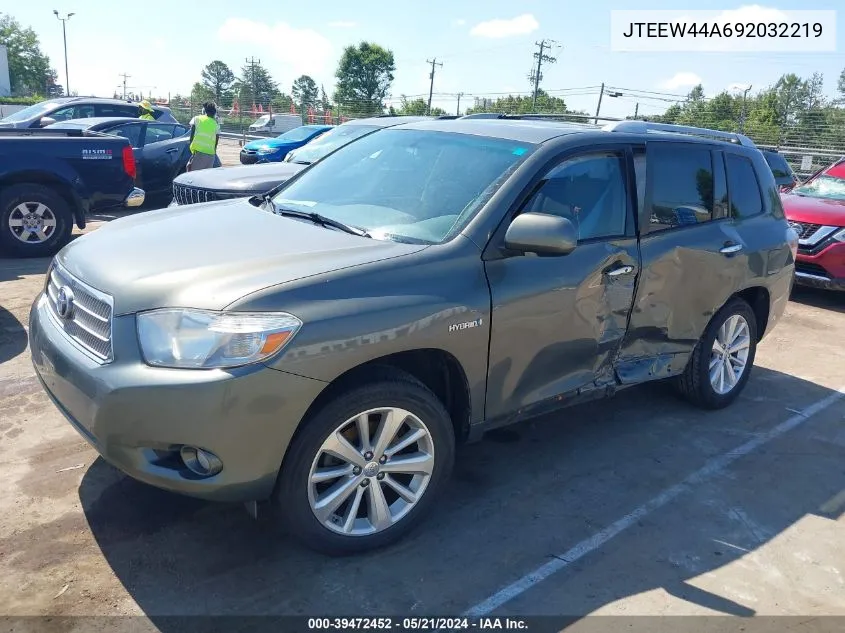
left=3, top=0, right=844, bottom=119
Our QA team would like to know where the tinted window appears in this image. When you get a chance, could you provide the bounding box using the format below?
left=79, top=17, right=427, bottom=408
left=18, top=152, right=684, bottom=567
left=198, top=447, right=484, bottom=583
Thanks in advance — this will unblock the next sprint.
left=96, top=104, right=138, bottom=118
left=107, top=123, right=143, bottom=147
left=647, top=144, right=714, bottom=232
left=173, top=125, right=189, bottom=137
left=274, top=129, right=534, bottom=244
left=521, top=152, right=627, bottom=241
left=50, top=105, right=95, bottom=121
left=763, top=151, right=794, bottom=180
left=725, top=154, right=763, bottom=218
left=145, top=124, right=175, bottom=144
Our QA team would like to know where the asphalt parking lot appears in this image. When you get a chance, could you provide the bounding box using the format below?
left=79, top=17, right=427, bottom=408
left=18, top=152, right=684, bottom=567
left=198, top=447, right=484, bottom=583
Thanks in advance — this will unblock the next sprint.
left=1, top=192, right=845, bottom=624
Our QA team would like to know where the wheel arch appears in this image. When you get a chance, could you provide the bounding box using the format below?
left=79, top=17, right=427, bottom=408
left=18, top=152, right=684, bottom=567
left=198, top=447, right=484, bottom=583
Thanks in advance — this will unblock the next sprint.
left=0, top=172, right=87, bottom=229
left=733, top=286, right=770, bottom=341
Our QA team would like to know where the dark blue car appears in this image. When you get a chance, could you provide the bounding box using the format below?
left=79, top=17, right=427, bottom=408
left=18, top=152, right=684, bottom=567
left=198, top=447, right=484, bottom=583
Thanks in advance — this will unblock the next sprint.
left=46, top=117, right=221, bottom=199
left=240, top=124, right=333, bottom=164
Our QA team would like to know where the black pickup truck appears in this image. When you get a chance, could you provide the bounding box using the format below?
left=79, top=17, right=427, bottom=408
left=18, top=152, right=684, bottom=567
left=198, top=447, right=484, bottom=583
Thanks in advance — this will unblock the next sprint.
left=0, top=129, right=144, bottom=257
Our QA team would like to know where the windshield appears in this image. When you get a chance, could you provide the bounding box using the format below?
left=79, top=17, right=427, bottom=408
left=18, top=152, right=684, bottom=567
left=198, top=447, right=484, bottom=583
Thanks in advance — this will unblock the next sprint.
left=272, top=129, right=535, bottom=244
left=252, top=115, right=270, bottom=126
left=792, top=174, right=845, bottom=201
left=286, top=125, right=379, bottom=164
left=278, top=126, right=324, bottom=142
left=1, top=101, right=58, bottom=123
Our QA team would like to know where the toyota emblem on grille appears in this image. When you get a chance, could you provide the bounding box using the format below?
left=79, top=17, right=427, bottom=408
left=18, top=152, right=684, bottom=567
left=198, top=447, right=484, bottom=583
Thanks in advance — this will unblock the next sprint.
left=56, top=286, right=75, bottom=320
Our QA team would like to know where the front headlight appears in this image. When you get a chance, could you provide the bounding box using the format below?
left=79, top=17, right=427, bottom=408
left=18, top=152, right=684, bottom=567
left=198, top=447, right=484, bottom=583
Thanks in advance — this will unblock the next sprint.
left=833, top=227, right=845, bottom=242
left=137, top=309, right=301, bottom=369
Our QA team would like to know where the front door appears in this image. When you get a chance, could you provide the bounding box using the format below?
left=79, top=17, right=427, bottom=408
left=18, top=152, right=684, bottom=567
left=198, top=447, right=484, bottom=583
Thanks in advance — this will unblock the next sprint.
left=484, top=145, right=640, bottom=423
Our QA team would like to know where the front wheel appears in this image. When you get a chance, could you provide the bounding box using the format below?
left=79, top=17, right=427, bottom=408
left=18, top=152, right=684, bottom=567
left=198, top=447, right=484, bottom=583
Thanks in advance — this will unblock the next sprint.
left=277, top=374, right=455, bottom=555
left=676, top=297, right=758, bottom=409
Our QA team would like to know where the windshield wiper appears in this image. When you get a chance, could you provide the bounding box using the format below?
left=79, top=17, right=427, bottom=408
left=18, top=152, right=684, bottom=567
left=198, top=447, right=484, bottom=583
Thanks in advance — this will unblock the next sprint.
left=263, top=195, right=370, bottom=238
left=291, top=160, right=312, bottom=165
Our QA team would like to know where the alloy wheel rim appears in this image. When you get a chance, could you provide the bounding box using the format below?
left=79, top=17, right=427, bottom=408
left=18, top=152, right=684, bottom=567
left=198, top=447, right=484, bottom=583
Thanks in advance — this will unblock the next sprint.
left=307, top=407, right=435, bottom=536
left=709, top=314, right=751, bottom=395
left=8, top=202, right=57, bottom=244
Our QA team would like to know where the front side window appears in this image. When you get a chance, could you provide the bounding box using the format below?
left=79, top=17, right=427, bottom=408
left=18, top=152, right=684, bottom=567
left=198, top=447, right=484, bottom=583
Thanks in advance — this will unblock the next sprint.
left=520, top=152, right=628, bottom=241
left=646, top=144, right=714, bottom=233
left=144, top=124, right=175, bottom=144
left=50, top=105, right=94, bottom=121
left=273, top=129, right=534, bottom=244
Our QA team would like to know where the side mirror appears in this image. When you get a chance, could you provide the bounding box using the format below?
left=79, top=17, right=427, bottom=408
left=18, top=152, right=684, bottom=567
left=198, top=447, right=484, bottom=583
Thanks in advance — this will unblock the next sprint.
left=504, top=212, right=577, bottom=256
left=38, top=117, right=56, bottom=127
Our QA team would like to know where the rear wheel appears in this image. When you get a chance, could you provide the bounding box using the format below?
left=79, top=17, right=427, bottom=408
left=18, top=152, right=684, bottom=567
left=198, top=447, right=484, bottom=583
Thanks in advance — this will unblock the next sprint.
left=676, top=297, right=757, bottom=409
left=0, top=184, right=73, bottom=258
left=277, top=374, right=455, bottom=555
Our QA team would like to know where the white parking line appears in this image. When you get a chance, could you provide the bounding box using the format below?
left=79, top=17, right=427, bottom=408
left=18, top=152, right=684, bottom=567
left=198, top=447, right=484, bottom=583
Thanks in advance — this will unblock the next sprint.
left=464, top=385, right=845, bottom=617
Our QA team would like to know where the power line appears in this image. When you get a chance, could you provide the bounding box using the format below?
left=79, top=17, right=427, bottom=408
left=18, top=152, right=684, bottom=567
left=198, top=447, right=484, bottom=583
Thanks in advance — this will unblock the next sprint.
left=426, top=58, right=443, bottom=115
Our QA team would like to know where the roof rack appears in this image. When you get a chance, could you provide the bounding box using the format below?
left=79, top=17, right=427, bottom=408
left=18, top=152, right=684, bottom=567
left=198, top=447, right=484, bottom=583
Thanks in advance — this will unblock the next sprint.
left=461, top=112, right=620, bottom=122
left=602, top=120, right=757, bottom=148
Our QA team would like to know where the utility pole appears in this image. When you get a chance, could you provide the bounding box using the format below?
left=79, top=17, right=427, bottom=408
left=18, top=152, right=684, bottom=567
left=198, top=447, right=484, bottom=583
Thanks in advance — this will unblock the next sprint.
left=456, top=92, right=464, bottom=116
left=118, top=73, right=131, bottom=99
left=529, top=39, right=559, bottom=112
left=245, top=57, right=260, bottom=112
left=633, top=103, right=639, bottom=120
left=53, top=11, right=74, bottom=95
left=426, top=58, right=443, bottom=115
left=739, top=84, right=752, bottom=133
left=594, top=83, right=605, bottom=124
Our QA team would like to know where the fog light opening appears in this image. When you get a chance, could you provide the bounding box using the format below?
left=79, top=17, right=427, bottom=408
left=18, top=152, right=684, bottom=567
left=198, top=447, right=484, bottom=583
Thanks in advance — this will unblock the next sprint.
left=180, top=445, right=223, bottom=477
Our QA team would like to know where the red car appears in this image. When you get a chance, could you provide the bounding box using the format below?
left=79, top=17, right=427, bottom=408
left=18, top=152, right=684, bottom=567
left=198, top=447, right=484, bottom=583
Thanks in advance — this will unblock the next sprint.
left=781, top=158, right=845, bottom=291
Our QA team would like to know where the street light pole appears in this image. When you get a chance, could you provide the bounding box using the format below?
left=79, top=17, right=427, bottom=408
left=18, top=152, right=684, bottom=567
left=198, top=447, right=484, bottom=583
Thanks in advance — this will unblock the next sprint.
left=53, top=10, right=74, bottom=95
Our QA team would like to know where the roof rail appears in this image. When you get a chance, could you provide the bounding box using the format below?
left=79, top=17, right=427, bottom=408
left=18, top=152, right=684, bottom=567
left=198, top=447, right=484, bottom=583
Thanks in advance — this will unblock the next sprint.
left=602, top=120, right=757, bottom=148
left=461, top=112, right=619, bottom=122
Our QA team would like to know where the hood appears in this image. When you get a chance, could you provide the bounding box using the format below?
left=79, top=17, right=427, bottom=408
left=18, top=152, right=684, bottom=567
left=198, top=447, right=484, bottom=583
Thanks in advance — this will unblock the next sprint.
left=57, top=199, right=426, bottom=315
left=244, top=138, right=299, bottom=152
left=174, top=162, right=306, bottom=193
left=781, top=192, right=845, bottom=226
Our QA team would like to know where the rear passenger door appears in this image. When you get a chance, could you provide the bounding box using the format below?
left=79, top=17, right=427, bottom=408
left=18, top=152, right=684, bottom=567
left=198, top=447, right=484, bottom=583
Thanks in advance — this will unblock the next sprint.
left=484, top=145, right=640, bottom=421
left=616, top=141, right=750, bottom=383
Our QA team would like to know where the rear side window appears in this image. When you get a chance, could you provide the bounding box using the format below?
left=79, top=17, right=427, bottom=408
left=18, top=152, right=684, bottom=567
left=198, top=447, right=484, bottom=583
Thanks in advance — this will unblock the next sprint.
left=726, top=154, right=763, bottom=218
left=96, top=104, right=138, bottom=118
left=646, top=144, right=714, bottom=233
left=763, top=152, right=793, bottom=180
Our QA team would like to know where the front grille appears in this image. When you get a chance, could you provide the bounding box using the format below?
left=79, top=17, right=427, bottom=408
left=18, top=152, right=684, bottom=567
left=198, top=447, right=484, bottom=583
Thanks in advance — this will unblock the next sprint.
left=172, top=183, right=245, bottom=206
left=788, top=221, right=822, bottom=240
left=45, top=263, right=113, bottom=362
left=795, top=262, right=830, bottom=278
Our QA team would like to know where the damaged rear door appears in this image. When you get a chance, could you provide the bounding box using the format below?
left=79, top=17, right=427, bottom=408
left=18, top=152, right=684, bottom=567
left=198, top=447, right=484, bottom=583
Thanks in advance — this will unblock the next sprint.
left=483, top=144, right=641, bottom=423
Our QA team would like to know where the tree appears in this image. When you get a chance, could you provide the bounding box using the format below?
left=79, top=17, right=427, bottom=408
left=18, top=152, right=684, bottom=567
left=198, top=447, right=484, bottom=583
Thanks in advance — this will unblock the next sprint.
left=190, top=82, right=215, bottom=107
left=235, top=61, right=278, bottom=111
left=291, top=74, right=318, bottom=111
left=200, top=60, right=235, bottom=106
left=397, top=95, right=445, bottom=116
left=320, top=85, right=331, bottom=112
left=0, top=13, right=54, bottom=96
left=334, top=42, right=396, bottom=115
left=464, top=90, right=580, bottom=118
left=837, top=68, right=845, bottom=103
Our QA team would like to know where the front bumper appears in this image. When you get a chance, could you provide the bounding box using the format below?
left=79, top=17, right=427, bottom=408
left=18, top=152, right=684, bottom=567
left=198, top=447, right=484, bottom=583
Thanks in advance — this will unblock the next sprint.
left=794, top=241, right=845, bottom=291
left=124, top=188, right=145, bottom=208
left=240, top=151, right=260, bottom=164
left=29, top=293, right=327, bottom=502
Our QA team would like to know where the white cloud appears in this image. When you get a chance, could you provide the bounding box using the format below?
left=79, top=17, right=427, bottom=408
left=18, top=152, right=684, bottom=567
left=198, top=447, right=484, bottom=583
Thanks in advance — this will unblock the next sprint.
left=218, top=18, right=333, bottom=78
left=470, top=14, right=539, bottom=38
left=451, top=18, right=466, bottom=27
left=328, top=20, right=357, bottom=28
left=659, top=72, right=703, bottom=90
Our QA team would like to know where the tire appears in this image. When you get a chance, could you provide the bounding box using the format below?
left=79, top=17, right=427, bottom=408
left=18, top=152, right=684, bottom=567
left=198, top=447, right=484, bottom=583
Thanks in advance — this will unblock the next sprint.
left=676, top=297, right=758, bottom=410
left=0, top=184, right=74, bottom=258
left=277, top=372, right=455, bottom=555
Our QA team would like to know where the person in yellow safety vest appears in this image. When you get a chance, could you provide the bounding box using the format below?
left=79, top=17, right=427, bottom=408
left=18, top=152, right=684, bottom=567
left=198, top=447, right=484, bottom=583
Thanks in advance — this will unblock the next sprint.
left=138, top=100, right=155, bottom=120
left=187, top=102, right=221, bottom=172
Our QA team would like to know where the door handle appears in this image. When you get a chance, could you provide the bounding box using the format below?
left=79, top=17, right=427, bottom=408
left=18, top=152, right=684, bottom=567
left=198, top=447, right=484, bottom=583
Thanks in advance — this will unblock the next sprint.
left=720, top=242, right=743, bottom=255
left=605, top=264, right=635, bottom=277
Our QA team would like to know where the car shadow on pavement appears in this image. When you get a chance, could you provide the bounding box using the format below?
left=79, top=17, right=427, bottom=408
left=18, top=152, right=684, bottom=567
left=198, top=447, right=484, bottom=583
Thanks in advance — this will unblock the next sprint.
left=0, top=256, right=52, bottom=283
left=0, top=304, right=27, bottom=365
left=77, top=367, right=845, bottom=625
left=790, top=285, right=845, bottom=314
